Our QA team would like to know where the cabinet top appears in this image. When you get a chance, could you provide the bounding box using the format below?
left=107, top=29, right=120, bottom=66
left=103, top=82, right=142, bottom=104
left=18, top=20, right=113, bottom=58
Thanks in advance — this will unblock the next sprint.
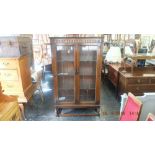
left=50, top=37, right=103, bottom=45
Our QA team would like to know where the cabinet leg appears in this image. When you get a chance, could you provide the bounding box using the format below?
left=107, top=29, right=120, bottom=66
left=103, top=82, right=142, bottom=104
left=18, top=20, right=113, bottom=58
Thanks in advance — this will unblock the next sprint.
left=95, top=108, right=100, bottom=116
left=56, top=108, right=62, bottom=117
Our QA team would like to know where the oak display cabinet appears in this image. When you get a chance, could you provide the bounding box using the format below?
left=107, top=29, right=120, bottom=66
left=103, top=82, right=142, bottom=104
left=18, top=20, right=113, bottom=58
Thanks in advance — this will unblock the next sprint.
left=50, top=37, right=103, bottom=116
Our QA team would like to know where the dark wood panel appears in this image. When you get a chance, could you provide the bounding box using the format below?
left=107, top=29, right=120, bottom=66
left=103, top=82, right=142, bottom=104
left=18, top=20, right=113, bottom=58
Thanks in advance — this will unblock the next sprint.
left=75, top=45, right=80, bottom=104
left=51, top=45, right=58, bottom=102
left=127, top=78, right=150, bottom=85
left=50, top=37, right=103, bottom=116
left=95, top=46, right=102, bottom=104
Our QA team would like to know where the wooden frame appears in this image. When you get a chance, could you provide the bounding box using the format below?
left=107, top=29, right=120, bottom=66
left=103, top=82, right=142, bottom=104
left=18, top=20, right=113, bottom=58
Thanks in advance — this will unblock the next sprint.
left=50, top=37, right=103, bottom=116
left=119, top=92, right=143, bottom=121
left=146, top=113, right=155, bottom=121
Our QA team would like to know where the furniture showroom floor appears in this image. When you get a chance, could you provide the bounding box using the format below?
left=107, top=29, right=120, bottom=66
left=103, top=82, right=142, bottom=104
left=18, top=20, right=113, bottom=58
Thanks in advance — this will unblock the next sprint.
left=25, top=71, right=120, bottom=121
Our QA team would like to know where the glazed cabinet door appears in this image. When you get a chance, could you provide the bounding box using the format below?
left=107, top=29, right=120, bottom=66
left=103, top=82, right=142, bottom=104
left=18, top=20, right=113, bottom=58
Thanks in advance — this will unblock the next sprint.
left=53, top=45, right=76, bottom=103
left=78, top=45, right=98, bottom=102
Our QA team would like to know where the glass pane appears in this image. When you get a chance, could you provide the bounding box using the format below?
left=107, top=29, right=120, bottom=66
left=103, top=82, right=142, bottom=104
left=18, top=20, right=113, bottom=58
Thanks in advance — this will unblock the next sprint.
left=79, top=46, right=97, bottom=101
left=80, top=62, right=96, bottom=75
left=80, top=46, right=97, bottom=61
left=57, top=46, right=74, bottom=61
left=58, top=76, right=74, bottom=102
left=56, top=46, right=75, bottom=102
left=57, top=62, right=74, bottom=75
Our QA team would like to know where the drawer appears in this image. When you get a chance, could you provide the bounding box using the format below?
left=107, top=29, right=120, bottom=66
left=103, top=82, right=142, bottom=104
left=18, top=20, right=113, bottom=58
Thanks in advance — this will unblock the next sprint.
left=150, top=78, right=155, bottom=84
left=127, top=85, right=155, bottom=93
left=127, top=78, right=149, bottom=85
left=0, top=69, right=19, bottom=81
left=1, top=81, right=22, bottom=92
left=0, top=60, right=17, bottom=69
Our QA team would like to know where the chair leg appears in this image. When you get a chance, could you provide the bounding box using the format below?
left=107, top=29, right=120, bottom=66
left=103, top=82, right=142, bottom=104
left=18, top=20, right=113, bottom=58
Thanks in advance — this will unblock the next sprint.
left=39, top=86, right=44, bottom=104
left=19, top=103, right=26, bottom=120
left=29, top=95, right=35, bottom=105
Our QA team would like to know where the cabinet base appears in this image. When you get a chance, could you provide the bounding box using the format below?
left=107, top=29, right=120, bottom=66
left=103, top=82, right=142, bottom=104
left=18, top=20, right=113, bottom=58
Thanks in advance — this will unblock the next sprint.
left=55, top=104, right=100, bottom=117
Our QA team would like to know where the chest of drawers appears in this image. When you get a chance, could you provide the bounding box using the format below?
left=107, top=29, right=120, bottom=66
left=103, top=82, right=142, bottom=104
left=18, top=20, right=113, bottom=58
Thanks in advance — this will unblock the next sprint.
left=0, top=55, right=33, bottom=102
left=119, top=71, right=155, bottom=96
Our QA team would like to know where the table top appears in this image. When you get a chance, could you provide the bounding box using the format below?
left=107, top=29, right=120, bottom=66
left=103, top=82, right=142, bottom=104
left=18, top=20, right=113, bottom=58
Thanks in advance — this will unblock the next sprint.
left=120, top=69, right=155, bottom=78
left=108, top=63, right=155, bottom=78
left=108, top=63, right=122, bottom=72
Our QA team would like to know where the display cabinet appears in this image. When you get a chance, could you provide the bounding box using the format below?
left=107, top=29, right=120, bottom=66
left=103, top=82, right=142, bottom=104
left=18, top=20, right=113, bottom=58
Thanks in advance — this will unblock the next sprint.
left=50, top=37, right=103, bottom=116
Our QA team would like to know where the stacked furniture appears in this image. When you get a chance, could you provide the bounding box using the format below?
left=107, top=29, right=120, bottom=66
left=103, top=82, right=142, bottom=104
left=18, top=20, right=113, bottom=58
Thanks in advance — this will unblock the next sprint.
left=0, top=36, right=33, bottom=102
left=50, top=37, right=103, bottom=116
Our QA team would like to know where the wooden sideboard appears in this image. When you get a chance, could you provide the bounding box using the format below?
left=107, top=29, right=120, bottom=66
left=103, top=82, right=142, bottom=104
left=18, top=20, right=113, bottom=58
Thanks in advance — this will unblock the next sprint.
left=108, top=64, right=155, bottom=96
left=108, top=64, right=121, bottom=87
left=119, top=67, right=155, bottom=96
left=0, top=55, right=33, bottom=102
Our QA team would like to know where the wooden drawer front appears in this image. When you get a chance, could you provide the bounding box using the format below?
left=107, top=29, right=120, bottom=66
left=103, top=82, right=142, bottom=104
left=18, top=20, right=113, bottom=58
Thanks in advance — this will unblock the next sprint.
left=108, top=67, right=118, bottom=86
left=1, top=82, right=22, bottom=92
left=0, top=70, right=18, bottom=81
left=0, top=60, right=17, bottom=69
left=127, top=78, right=149, bottom=85
left=150, top=78, right=155, bottom=84
left=127, top=85, right=155, bottom=93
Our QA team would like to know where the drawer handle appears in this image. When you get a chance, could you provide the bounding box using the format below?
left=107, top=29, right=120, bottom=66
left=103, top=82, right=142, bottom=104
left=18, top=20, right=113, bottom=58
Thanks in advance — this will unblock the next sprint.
left=136, top=87, right=140, bottom=90
left=7, top=84, right=13, bottom=88
left=4, top=73, right=12, bottom=76
left=3, top=62, right=9, bottom=66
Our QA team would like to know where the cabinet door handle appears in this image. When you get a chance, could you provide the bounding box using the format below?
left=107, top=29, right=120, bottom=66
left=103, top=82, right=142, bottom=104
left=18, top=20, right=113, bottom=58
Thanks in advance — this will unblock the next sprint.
left=7, top=84, right=13, bottom=88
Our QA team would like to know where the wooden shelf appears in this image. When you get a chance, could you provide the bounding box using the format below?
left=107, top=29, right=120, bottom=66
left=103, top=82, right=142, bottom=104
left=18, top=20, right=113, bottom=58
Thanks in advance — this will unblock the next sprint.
left=57, top=73, right=75, bottom=76
left=57, top=60, right=74, bottom=62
